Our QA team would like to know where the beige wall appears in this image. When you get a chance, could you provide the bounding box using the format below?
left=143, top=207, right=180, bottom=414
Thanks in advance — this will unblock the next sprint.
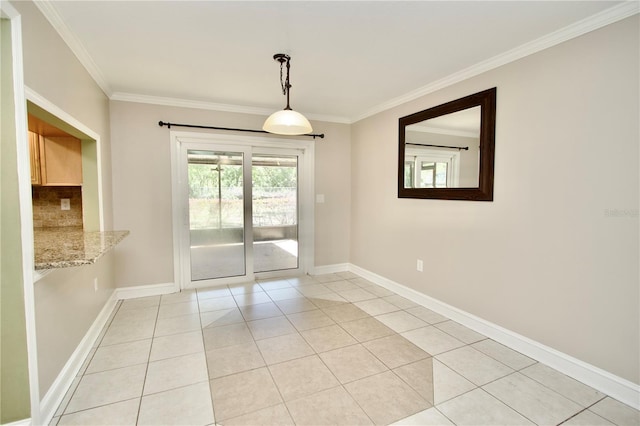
left=351, top=16, right=639, bottom=384
left=12, top=0, right=117, bottom=398
left=109, top=101, right=351, bottom=287
left=33, top=253, right=115, bottom=396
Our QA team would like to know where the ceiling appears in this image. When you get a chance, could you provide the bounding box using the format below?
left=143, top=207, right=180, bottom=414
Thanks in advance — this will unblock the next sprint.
left=40, top=1, right=631, bottom=123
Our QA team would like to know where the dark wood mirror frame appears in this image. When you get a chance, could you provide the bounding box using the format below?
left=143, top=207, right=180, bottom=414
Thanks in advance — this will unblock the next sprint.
left=398, top=87, right=496, bottom=201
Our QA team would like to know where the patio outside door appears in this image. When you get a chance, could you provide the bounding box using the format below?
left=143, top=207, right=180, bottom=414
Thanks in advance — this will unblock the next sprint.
left=252, top=154, right=299, bottom=273
left=180, top=141, right=303, bottom=287
left=188, top=149, right=247, bottom=281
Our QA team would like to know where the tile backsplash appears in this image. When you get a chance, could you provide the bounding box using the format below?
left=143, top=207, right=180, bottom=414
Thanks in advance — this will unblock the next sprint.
left=32, top=186, right=83, bottom=228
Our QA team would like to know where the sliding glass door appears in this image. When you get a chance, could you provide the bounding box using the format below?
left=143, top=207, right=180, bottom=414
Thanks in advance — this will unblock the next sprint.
left=252, top=154, right=299, bottom=273
left=179, top=140, right=305, bottom=287
left=188, top=149, right=246, bottom=281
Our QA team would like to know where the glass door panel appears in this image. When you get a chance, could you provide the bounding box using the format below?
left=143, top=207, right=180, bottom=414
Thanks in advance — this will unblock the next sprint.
left=187, top=149, right=245, bottom=280
left=252, top=154, right=298, bottom=273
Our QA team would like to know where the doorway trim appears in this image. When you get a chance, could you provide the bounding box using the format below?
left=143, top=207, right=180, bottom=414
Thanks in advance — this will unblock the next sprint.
left=170, top=131, right=315, bottom=290
left=2, top=3, right=41, bottom=423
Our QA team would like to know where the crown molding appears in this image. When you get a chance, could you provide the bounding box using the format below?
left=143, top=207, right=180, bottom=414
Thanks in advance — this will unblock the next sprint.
left=34, top=0, right=112, bottom=97
left=352, top=1, right=640, bottom=123
left=110, top=92, right=351, bottom=124
left=110, top=92, right=273, bottom=116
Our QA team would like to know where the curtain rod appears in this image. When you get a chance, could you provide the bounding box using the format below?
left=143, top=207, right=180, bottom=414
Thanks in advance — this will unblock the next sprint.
left=406, top=142, right=468, bottom=151
left=158, top=121, right=324, bottom=139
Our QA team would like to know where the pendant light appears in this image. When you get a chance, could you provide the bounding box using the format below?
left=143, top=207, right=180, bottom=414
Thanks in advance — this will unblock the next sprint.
left=263, top=53, right=313, bottom=136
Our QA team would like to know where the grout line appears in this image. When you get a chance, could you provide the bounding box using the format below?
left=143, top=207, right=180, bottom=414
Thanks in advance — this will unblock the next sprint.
left=57, top=397, right=141, bottom=420
left=134, top=298, right=161, bottom=425
left=201, top=284, right=220, bottom=424
left=433, top=383, right=480, bottom=408
left=309, top=327, right=376, bottom=425
left=432, top=406, right=457, bottom=426
left=555, top=396, right=611, bottom=425
left=261, top=348, right=296, bottom=423
left=336, top=384, right=377, bottom=425
left=557, top=406, right=596, bottom=425
left=517, top=364, right=609, bottom=409
left=223, top=282, right=292, bottom=423
left=54, top=376, right=82, bottom=419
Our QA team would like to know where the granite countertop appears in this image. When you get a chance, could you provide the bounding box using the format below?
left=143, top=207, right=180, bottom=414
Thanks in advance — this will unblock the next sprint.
left=34, top=227, right=129, bottom=270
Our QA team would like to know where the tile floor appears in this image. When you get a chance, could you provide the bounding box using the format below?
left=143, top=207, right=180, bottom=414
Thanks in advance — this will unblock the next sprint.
left=51, top=272, right=639, bottom=425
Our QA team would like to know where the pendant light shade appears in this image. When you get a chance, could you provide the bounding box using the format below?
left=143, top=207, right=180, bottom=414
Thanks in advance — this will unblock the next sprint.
left=263, top=53, right=313, bottom=136
left=263, top=109, right=312, bottom=135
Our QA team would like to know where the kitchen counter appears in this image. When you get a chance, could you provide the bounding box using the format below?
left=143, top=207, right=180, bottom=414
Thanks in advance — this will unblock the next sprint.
left=34, top=227, right=129, bottom=270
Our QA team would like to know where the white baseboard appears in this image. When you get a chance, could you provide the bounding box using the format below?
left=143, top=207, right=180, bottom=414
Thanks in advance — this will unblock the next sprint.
left=2, top=418, right=31, bottom=426
left=311, top=263, right=349, bottom=275
left=114, top=282, right=177, bottom=300
left=32, top=269, right=53, bottom=283
left=348, top=263, right=640, bottom=410
left=39, top=290, right=119, bottom=425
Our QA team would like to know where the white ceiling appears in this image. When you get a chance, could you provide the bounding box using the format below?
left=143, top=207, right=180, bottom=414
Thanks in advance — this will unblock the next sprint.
left=40, top=1, right=633, bottom=123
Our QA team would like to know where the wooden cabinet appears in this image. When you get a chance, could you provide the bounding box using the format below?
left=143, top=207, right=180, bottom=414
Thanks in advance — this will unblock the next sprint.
left=29, top=131, right=82, bottom=186
left=29, top=131, right=42, bottom=185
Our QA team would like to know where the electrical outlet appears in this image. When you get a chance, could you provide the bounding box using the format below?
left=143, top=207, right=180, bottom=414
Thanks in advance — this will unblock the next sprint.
left=94, top=278, right=98, bottom=292
left=61, top=198, right=71, bottom=210
left=416, top=259, right=423, bottom=272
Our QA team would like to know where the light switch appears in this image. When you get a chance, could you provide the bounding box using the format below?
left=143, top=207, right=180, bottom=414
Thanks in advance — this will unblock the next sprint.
left=61, top=198, right=70, bottom=210
left=316, top=194, right=325, bottom=204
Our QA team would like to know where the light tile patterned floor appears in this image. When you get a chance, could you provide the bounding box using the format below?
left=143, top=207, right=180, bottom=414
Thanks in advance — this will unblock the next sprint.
left=52, top=273, right=639, bottom=425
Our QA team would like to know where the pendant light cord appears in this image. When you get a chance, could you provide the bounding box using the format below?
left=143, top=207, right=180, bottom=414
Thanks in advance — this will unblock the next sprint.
left=276, top=54, right=293, bottom=111
left=279, top=59, right=287, bottom=96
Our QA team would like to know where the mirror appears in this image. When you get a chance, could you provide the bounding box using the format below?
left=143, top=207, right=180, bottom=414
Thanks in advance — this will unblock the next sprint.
left=398, top=87, right=496, bottom=201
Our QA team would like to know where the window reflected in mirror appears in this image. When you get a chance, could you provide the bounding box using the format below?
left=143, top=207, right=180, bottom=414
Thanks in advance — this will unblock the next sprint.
left=404, top=106, right=480, bottom=189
